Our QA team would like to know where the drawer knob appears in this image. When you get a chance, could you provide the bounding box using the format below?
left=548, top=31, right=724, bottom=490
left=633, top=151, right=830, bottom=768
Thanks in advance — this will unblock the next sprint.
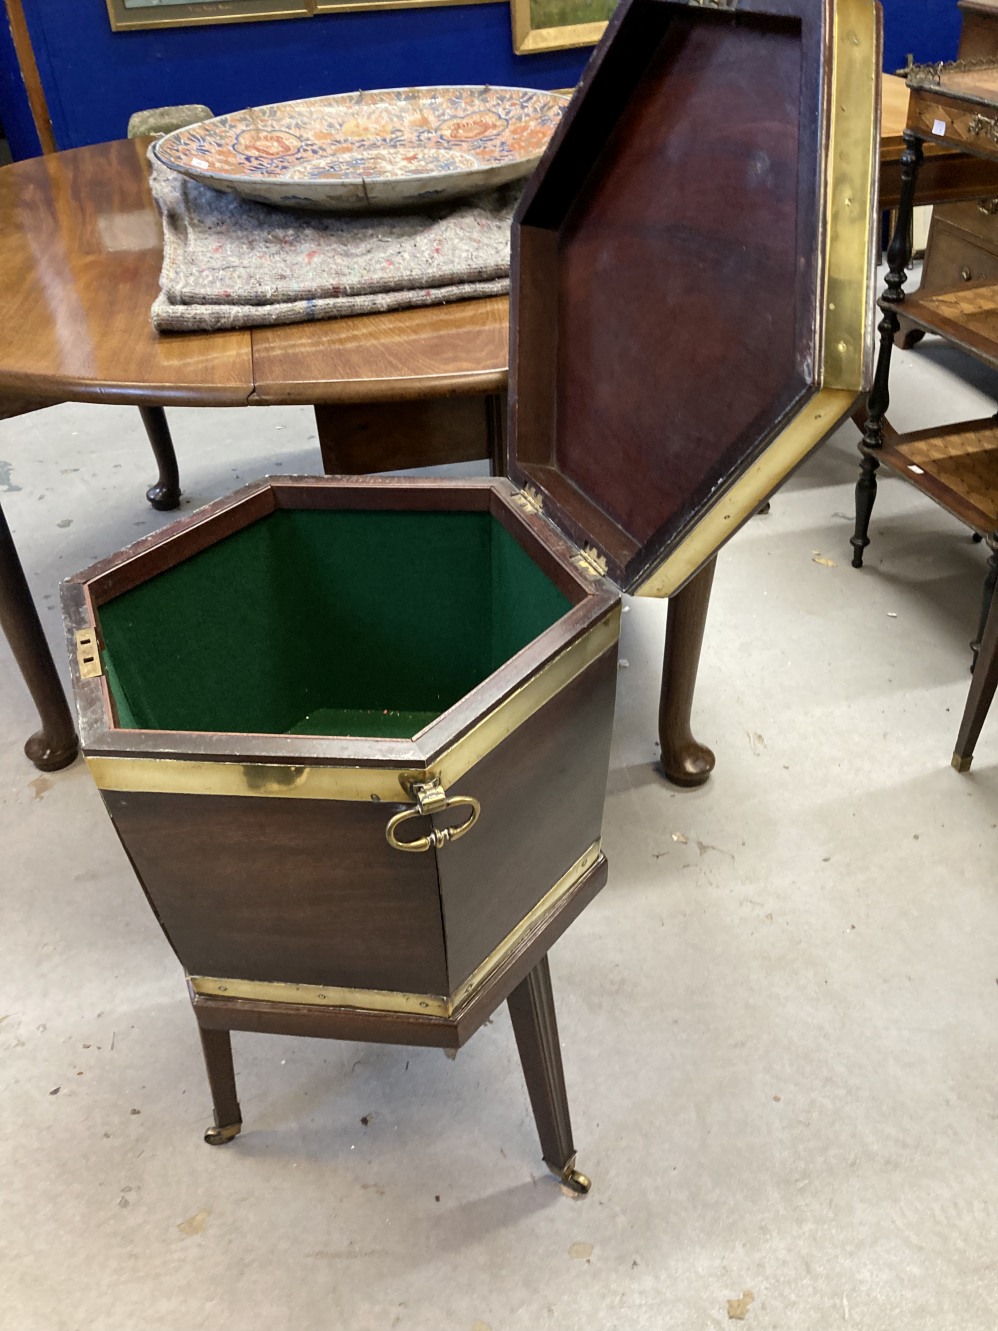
left=962, top=267, right=974, bottom=282
left=978, top=198, right=998, bottom=215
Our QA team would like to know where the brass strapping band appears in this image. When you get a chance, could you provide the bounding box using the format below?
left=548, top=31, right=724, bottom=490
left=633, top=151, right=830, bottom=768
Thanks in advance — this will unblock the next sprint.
left=188, top=839, right=603, bottom=1018
left=86, top=608, right=619, bottom=803
left=636, top=388, right=858, bottom=598
left=821, top=0, right=879, bottom=394
left=636, top=0, right=877, bottom=601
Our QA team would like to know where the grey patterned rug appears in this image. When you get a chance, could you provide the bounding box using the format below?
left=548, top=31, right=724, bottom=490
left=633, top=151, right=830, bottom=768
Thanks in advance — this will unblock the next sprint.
left=149, top=154, right=515, bottom=333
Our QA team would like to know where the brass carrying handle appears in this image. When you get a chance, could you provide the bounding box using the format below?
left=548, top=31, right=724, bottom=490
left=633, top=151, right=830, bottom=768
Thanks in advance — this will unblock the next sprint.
left=385, top=794, right=481, bottom=853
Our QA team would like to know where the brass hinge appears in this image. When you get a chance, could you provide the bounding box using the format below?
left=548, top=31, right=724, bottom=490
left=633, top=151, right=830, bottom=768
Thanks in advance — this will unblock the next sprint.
left=514, top=484, right=544, bottom=516
left=515, top=484, right=605, bottom=578
left=75, top=628, right=103, bottom=679
left=572, top=545, right=608, bottom=579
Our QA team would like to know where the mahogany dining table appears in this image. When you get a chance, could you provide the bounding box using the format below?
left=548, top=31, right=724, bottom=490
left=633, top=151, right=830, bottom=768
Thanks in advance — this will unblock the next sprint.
left=2, top=75, right=962, bottom=779
left=0, top=135, right=714, bottom=784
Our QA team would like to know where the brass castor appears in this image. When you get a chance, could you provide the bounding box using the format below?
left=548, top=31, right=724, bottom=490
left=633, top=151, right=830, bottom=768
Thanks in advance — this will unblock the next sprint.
left=556, top=1158, right=592, bottom=1196
left=204, top=1122, right=241, bottom=1145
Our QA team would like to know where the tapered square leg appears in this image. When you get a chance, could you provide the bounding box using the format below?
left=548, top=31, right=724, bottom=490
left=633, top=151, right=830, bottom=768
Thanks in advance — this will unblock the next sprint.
left=507, top=954, right=590, bottom=1194
left=955, top=577, right=998, bottom=773
left=197, top=1024, right=242, bottom=1145
left=971, top=541, right=998, bottom=668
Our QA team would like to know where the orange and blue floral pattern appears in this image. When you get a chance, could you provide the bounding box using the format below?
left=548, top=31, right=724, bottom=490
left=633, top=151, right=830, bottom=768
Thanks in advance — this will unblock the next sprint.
left=153, top=86, right=569, bottom=212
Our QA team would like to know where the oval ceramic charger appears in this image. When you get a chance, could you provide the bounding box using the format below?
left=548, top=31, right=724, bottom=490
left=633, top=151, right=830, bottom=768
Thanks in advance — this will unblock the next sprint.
left=152, top=86, right=569, bottom=212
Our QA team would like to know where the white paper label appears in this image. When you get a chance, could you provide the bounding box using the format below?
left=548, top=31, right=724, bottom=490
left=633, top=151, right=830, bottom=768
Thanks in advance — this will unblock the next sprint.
left=191, top=157, right=210, bottom=168
left=908, top=464, right=925, bottom=474
left=932, top=119, right=946, bottom=137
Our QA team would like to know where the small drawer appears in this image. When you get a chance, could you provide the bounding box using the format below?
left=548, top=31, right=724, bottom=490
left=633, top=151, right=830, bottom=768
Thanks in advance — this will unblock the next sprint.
left=921, top=225, right=998, bottom=295
left=909, top=93, right=998, bottom=156
left=931, top=198, right=998, bottom=246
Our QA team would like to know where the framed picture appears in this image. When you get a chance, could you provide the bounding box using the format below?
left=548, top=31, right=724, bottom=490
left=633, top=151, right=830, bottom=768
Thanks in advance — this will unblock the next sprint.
left=107, top=0, right=491, bottom=31
left=107, top=0, right=309, bottom=30
left=511, top=0, right=615, bottom=53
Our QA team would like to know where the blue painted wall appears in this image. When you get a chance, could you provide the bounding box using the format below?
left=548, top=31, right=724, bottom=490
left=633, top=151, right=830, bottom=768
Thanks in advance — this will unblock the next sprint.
left=6, top=0, right=588, bottom=153
left=881, top=0, right=961, bottom=73
left=1, top=5, right=42, bottom=157
left=0, top=0, right=969, bottom=158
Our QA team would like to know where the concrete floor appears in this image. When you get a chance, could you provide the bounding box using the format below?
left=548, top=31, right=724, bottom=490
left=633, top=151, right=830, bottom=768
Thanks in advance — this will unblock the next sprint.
left=2, top=326, right=998, bottom=1330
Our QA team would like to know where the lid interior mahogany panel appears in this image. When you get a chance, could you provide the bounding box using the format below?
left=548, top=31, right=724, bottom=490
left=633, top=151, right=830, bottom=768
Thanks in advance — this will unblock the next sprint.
left=509, top=0, right=825, bottom=592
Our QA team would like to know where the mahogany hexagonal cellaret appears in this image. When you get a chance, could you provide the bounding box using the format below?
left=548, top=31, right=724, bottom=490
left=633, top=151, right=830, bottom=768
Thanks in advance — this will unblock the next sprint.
left=61, top=0, right=879, bottom=1190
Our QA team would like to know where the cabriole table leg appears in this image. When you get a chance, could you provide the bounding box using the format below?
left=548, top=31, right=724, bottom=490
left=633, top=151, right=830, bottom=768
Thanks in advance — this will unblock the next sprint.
left=658, top=557, right=716, bottom=788
left=139, top=406, right=182, bottom=512
left=0, top=497, right=78, bottom=771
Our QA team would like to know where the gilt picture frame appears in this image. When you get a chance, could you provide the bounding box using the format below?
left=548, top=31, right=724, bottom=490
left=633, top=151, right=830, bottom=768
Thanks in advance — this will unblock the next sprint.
left=511, top=0, right=615, bottom=54
left=107, top=0, right=309, bottom=30
left=107, top=0, right=491, bottom=32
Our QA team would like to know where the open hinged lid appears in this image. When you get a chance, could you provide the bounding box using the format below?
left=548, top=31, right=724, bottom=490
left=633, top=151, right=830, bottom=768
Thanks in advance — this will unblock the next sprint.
left=507, top=0, right=880, bottom=597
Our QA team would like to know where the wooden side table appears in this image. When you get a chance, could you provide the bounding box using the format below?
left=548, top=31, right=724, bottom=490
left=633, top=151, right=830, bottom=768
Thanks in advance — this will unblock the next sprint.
left=855, top=60, right=998, bottom=766
left=879, top=71, right=998, bottom=209
left=899, top=2, right=998, bottom=348
left=0, top=140, right=718, bottom=786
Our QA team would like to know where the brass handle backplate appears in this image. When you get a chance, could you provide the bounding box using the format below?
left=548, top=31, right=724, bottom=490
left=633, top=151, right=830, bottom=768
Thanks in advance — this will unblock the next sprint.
left=385, top=776, right=480, bottom=853
left=969, top=114, right=998, bottom=144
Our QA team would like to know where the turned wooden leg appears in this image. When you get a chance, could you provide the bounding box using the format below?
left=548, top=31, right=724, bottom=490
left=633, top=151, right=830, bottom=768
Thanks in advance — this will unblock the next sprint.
left=971, top=538, right=998, bottom=669
left=198, top=1025, right=242, bottom=1145
left=658, top=557, right=716, bottom=788
left=954, top=575, right=998, bottom=773
left=507, top=955, right=589, bottom=1194
left=853, top=131, right=923, bottom=570
left=851, top=450, right=880, bottom=569
left=139, top=406, right=181, bottom=512
left=0, top=496, right=78, bottom=771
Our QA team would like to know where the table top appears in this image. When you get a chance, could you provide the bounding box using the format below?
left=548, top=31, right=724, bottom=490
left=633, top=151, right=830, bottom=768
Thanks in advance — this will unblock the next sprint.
left=0, top=85, right=929, bottom=409
left=0, top=137, right=507, bottom=408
